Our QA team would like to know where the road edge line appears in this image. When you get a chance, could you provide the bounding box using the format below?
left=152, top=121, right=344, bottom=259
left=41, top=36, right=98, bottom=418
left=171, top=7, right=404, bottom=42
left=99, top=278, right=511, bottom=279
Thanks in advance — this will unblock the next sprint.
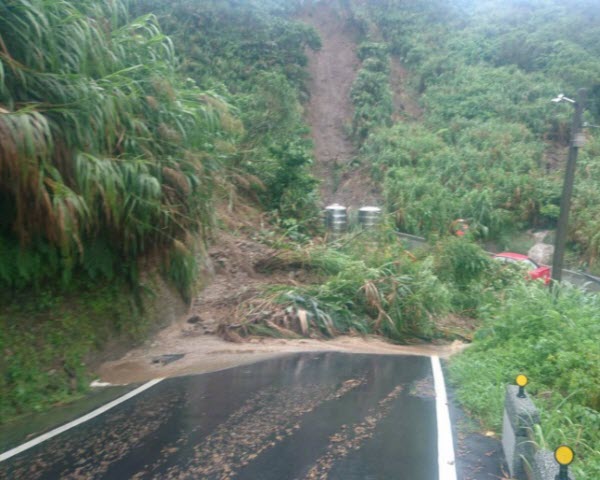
left=431, top=355, right=457, bottom=480
left=0, top=378, right=164, bottom=463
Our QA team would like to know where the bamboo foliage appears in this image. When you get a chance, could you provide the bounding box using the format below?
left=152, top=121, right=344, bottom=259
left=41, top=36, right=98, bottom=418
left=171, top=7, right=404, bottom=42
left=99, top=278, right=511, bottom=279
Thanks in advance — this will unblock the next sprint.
left=0, top=0, right=230, bottom=287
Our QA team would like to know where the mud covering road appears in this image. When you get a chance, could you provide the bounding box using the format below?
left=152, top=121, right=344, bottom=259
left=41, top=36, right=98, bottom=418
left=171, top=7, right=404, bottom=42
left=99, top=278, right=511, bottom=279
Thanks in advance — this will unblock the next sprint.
left=1, top=353, right=447, bottom=480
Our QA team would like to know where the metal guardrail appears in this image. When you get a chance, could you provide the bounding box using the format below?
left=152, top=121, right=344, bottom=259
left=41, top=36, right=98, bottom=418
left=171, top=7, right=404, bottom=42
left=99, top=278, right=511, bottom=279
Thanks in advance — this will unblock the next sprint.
left=396, top=232, right=427, bottom=243
left=395, top=231, right=600, bottom=292
left=562, top=269, right=600, bottom=292
left=396, top=232, right=427, bottom=250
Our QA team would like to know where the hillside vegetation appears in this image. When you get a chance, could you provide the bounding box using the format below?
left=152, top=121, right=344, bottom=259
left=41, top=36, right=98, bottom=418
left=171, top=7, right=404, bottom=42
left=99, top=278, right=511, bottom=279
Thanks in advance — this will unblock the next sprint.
left=0, top=0, right=224, bottom=294
left=348, top=0, right=600, bottom=267
left=1, top=0, right=219, bottom=420
left=135, top=0, right=322, bottom=229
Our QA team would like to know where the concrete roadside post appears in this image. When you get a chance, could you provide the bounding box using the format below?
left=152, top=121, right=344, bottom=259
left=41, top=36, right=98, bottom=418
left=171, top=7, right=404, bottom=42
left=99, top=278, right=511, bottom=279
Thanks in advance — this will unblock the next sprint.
left=502, top=383, right=540, bottom=479
left=531, top=448, right=576, bottom=480
left=502, top=379, right=576, bottom=480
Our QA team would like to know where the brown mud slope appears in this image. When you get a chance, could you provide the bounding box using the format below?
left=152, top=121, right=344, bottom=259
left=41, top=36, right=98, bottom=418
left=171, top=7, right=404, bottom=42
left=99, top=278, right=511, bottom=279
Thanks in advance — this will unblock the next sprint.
left=301, top=1, right=381, bottom=208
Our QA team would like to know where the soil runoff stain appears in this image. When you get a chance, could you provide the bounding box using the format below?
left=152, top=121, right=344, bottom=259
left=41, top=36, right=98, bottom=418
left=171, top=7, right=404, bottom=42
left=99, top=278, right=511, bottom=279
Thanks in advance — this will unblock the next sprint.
left=1, top=353, right=455, bottom=480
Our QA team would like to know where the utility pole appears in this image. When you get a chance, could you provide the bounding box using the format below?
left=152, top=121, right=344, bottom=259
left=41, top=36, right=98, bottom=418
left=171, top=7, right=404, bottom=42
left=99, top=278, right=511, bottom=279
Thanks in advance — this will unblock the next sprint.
left=551, top=88, right=587, bottom=283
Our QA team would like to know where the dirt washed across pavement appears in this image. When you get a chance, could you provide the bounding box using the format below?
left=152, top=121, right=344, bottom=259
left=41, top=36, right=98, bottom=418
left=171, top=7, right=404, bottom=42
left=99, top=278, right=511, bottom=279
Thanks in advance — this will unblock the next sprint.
left=96, top=325, right=468, bottom=385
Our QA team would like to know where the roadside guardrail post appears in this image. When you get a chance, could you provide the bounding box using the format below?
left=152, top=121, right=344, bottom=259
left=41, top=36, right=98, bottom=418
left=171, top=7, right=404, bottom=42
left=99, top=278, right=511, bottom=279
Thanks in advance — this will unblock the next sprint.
left=502, top=377, right=576, bottom=480
left=503, top=380, right=540, bottom=479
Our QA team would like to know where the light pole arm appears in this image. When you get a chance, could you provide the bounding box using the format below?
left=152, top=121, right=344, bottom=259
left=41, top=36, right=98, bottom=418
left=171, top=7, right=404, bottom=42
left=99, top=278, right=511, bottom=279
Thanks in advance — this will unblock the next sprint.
left=551, top=88, right=587, bottom=283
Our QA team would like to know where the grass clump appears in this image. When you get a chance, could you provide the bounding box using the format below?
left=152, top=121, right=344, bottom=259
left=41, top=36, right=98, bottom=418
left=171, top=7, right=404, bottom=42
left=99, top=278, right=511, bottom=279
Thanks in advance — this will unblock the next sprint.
left=448, top=284, right=600, bottom=479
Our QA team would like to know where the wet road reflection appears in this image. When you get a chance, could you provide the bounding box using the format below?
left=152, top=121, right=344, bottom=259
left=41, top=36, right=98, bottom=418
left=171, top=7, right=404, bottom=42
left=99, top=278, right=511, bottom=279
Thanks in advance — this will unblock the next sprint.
left=0, top=353, right=438, bottom=480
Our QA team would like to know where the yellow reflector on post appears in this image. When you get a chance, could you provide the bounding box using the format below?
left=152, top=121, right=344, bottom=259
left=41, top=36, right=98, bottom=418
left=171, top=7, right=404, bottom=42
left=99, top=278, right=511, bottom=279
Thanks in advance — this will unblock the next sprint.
left=516, top=374, right=528, bottom=387
left=554, top=445, right=574, bottom=466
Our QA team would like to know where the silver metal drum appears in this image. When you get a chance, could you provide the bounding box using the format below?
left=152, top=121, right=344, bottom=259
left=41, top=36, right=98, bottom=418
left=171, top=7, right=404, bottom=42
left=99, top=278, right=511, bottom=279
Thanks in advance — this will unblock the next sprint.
left=358, top=206, right=381, bottom=229
left=325, top=204, right=348, bottom=234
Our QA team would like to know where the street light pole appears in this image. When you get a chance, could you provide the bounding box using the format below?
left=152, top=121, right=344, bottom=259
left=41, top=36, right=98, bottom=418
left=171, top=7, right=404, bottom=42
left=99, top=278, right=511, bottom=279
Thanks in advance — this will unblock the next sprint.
left=551, top=88, right=587, bottom=283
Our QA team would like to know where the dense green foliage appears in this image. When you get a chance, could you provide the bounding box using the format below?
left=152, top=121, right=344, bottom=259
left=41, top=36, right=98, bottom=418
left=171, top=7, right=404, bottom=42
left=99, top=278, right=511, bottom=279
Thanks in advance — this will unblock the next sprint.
left=571, top=135, right=600, bottom=267
left=135, top=0, right=322, bottom=228
left=0, top=0, right=227, bottom=292
left=362, top=121, right=555, bottom=238
left=0, top=0, right=324, bottom=291
left=0, top=0, right=229, bottom=421
left=449, top=284, right=600, bottom=478
left=351, top=42, right=393, bottom=142
left=353, top=0, right=600, bottom=267
left=0, top=280, right=151, bottom=421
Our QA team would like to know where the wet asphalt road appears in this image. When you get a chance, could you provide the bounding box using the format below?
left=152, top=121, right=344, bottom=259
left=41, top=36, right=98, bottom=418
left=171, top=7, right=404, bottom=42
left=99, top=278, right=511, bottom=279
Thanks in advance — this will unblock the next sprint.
left=1, top=353, right=442, bottom=479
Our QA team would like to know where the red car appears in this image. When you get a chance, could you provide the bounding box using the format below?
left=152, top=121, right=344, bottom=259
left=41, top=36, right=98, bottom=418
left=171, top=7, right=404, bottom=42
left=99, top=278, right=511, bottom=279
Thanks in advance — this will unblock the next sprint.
left=493, top=252, right=551, bottom=285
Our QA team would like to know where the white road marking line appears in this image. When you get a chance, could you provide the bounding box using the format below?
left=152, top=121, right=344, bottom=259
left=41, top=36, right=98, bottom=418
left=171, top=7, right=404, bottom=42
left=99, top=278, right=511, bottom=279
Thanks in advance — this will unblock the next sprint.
left=431, top=356, right=457, bottom=480
left=0, top=378, right=163, bottom=463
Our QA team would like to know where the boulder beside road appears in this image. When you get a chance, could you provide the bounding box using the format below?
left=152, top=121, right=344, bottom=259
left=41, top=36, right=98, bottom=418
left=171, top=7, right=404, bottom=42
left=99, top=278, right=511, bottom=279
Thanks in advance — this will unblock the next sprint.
left=528, top=243, right=554, bottom=266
